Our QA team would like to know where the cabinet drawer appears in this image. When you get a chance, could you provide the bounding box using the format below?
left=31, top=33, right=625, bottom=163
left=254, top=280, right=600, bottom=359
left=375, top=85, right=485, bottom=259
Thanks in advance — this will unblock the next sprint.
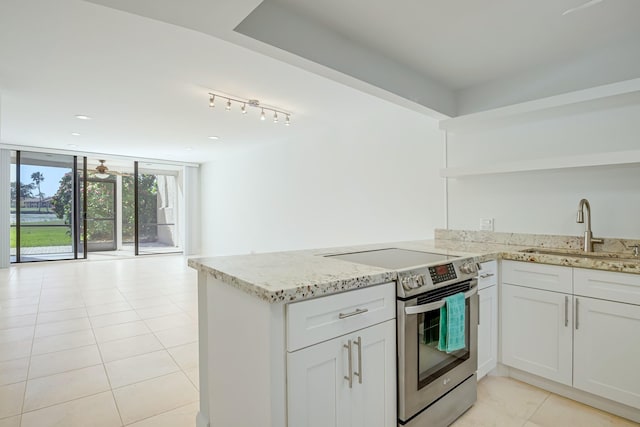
left=574, top=268, right=640, bottom=305
left=287, top=282, right=395, bottom=352
left=478, top=260, right=497, bottom=290
left=502, top=260, right=572, bottom=293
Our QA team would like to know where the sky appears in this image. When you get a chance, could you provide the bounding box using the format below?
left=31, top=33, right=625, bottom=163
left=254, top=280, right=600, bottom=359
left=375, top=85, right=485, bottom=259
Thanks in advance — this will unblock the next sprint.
left=10, top=164, right=68, bottom=198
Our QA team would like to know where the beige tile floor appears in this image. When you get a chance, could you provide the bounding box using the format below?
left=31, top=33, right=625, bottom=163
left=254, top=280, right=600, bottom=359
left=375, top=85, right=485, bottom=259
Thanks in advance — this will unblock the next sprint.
left=453, top=375, right=639, bottom=427
left=1, top=256, right=638, bottom=426
left=0, top=255, right=199, bottom=426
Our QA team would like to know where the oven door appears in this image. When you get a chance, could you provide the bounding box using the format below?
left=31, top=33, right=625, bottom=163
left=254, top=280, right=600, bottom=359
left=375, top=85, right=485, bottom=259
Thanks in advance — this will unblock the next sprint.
left=397, top=280, right=479, bottom=423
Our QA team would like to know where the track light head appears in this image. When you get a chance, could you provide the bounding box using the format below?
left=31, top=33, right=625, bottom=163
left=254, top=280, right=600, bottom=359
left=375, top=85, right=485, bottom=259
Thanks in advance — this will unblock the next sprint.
left=207, top=92, right=290, bottom=126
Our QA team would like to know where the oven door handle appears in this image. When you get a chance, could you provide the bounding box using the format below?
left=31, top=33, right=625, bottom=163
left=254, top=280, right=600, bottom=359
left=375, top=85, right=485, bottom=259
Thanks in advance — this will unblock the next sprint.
left=404, top=287, right=478, bottom=315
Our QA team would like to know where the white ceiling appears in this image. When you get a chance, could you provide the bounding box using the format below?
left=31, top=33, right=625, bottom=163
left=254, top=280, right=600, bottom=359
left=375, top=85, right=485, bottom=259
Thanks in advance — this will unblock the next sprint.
left=269, top=0, right=640, bottom=90
left=1, top=0, right=431, bottom=163
left=1, top=0, right=639, bottom=162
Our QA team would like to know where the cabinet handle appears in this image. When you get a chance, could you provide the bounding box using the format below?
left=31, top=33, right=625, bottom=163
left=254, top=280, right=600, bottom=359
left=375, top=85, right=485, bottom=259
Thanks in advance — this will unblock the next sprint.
left=564, top=296, right=568, bottom=327
left=479, top=273, right=495, bottom=279
left=344, top=340, right=353, bottom=388
left=353, top=336, right=363, bottom=384
left=575, top=298, right=580, bottom=330
left=477, top=294, right=481, bottom=326
left=339, top=308, right=368, bottom=319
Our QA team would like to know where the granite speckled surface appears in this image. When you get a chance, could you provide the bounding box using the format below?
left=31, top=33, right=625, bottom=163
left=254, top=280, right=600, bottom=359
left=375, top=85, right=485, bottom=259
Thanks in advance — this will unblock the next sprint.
left=189, top=230, right=640, bottom=303
left=435, top=229, right=640, bottom=254
left=188, top=240, right=481, bottom=303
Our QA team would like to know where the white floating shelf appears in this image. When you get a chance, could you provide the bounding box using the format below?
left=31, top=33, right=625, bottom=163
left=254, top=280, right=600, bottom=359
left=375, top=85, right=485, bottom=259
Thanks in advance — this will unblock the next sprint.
left=440, top=150, right=640, bottom=178
left=440, top=78, right=640, bottom=133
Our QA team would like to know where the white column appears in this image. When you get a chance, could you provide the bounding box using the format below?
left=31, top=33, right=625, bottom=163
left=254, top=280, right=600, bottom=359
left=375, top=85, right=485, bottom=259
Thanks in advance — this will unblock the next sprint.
left=183, top=165, right=201, bottom=255
left=0, top=149, right=10, bottom=268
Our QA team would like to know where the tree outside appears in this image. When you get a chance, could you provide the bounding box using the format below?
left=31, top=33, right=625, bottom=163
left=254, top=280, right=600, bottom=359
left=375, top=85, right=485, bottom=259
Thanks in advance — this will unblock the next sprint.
left=10, top=181, right=35, bottom=209
left=50, top=172, right=159, bottom=245
left=51, top=172, right=73, bottom=225
left=31, top=171, right=45, bottom=212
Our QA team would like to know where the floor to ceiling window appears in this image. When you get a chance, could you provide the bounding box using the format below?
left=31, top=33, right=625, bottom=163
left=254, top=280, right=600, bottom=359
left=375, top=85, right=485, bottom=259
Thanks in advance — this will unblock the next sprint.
left=8, top=152, right=185, bottom=264
left=86, top=178, right=117, bottom=252
left=10, top=150, right=86, bottom=262
left=135, top=162, right=182, bottom=255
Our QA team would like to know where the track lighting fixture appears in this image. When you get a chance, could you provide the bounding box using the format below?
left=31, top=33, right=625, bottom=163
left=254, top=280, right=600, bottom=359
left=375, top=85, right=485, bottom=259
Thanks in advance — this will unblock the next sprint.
left=207, top=91, right=291, bottom=125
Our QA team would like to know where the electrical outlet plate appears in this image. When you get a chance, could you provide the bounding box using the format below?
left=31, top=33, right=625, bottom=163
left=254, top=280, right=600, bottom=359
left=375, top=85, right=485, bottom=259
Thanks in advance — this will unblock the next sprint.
left=480, top=218, right=494, bottom=231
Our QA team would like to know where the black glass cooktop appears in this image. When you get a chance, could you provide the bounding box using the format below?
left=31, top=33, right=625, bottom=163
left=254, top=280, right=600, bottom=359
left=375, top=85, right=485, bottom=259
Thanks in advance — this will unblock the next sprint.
left=326, top=248, right=454, bottom=270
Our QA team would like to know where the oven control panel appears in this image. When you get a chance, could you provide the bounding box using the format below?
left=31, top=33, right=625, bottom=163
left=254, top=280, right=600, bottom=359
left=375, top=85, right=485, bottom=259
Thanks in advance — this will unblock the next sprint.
left=428, top=263, right=457, bottom=284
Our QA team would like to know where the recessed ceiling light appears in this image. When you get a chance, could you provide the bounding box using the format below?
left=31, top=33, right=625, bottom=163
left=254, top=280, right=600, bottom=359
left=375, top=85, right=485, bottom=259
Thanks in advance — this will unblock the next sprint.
left=71, top=132, right=81, bottom=136
left=75, top=115, right=92, bottom=120
left=186, top=147, right=193, bottom=151
left=208, top=136, right=219, bottom=140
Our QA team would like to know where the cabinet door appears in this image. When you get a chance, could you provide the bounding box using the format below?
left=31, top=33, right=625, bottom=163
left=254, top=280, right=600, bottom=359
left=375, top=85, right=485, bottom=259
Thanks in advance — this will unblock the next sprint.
left=350, top=320, right=396, bottom=427
left=287, top=335, right=352, bottom=427
left=501, top=284, right=573, bottom=385
left=573, top=297, right=640, bottom=409
left=477, top=285, right=498, bottom=380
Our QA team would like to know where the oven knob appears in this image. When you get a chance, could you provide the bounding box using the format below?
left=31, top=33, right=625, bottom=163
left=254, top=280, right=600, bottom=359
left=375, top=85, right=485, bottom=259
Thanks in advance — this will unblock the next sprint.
left=401, top=277, right=421, bottom=290
left=459, top=262, right=477, bottom=274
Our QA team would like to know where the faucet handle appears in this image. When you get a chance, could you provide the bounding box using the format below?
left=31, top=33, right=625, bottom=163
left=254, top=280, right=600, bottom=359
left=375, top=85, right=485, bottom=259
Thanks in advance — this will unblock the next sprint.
left=631, top=244, right=640, bottom=257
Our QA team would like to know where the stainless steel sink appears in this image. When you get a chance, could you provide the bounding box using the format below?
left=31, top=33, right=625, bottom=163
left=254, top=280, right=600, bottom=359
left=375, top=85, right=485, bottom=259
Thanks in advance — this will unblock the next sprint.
left=520, top=248, right=640, bottom=262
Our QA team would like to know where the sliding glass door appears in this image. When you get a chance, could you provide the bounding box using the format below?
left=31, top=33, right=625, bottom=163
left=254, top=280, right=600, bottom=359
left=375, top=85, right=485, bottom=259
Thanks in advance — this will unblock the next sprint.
left=135, top=162, right=182, bottom=255
left=10, top=151, right=86, bottom=262
left=86, top=178, right=117, bottom=251
left=9, top=151, right=184, bottom=263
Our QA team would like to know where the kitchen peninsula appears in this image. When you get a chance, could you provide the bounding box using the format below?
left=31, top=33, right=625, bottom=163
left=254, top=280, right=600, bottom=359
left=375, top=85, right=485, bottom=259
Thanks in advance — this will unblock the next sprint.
left=188, top=229, right=640, bottom=427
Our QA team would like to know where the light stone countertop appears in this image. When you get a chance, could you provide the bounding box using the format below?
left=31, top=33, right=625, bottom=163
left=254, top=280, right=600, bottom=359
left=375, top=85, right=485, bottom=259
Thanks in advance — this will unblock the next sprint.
left=188, top=232, right=640, bottom=303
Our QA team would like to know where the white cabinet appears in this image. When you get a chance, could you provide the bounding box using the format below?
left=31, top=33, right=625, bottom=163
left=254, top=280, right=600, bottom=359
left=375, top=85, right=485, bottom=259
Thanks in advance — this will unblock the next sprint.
left=501, top=283, right=573, bottom=386
left=501, top=261, right=640, bottom=411
left=287, top=330, right=351, bottom=427
left=573, top=296, right=640, bottom=409
left=348, top=320, right=396, bottom=427
left=572, top=267, right=640, bottom=410
left=501, top=261, right=574, bottom=386
left=287, top=283, right=396, bottom=427
left=287, top=320, right=396, bottom=427
left=477, top=261, right=498, bottom=379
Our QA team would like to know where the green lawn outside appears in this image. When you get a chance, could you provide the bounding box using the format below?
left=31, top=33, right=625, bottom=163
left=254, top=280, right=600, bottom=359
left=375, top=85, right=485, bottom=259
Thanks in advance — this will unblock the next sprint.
left=10, top=208, right=55, bottom=214
left=10, top=224, right=72, bottom=248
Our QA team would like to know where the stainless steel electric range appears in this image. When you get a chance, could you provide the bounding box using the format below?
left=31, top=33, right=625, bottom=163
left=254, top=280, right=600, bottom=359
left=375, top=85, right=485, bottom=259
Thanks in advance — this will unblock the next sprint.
left=328, top=248, right=479, bottom=427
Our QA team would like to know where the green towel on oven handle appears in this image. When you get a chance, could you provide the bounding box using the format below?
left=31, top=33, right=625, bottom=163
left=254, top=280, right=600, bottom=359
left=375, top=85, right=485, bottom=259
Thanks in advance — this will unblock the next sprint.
left=437, top=292, right=466, bottom=353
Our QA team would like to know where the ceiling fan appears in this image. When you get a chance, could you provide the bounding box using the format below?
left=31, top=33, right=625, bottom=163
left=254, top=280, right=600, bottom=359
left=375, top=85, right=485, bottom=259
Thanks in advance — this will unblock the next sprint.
left=92, top=159, right=129, bottom=179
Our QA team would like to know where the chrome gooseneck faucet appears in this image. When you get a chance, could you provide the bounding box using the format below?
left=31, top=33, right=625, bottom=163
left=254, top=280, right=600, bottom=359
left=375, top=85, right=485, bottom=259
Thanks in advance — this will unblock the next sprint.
left=576, top=198, right=603, bottom=252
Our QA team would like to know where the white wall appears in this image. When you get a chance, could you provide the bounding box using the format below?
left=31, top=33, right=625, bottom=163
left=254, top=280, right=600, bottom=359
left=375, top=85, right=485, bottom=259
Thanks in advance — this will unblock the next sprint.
left=183, top=165, right=200, bottom=255
left=199, top=106, right=444, bottom=256
left=446, top=103, right=640, bottom=239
